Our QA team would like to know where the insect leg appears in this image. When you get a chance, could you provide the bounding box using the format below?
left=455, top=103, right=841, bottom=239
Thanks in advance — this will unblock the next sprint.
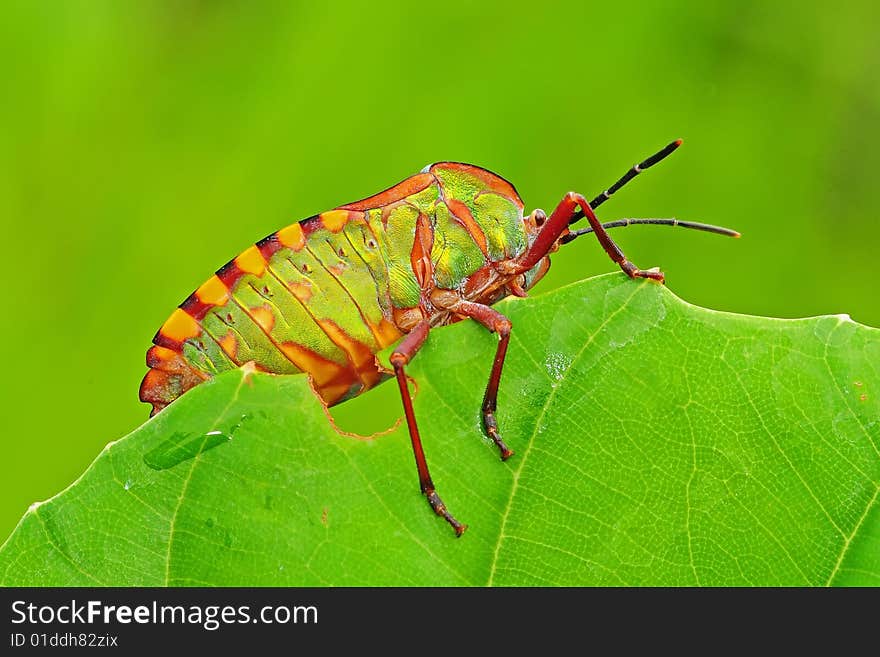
left=516, top=192, right=665, bottom=283
left=391, top=320, right=467, bottom=536
left=449, top=301, right=513, bottom=460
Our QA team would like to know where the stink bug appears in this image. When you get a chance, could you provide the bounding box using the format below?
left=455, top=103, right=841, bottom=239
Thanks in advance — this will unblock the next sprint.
left=141, top=140, right=738, bottom=536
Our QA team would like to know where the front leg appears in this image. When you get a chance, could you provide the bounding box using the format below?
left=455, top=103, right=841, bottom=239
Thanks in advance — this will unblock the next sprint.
left=448, top=301, right=514, bottom=460
left=515, top=192, right=665, bottom=283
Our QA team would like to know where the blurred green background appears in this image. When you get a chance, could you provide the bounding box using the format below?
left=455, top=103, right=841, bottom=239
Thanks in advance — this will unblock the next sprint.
left=1, top=1, right=878, bottom=541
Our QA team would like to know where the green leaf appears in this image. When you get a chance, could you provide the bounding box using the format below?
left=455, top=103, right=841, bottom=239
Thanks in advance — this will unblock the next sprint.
left=1, top=273, right=878, bottom=586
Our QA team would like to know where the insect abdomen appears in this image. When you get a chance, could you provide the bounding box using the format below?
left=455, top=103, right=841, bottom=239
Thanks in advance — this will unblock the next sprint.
left=140, top=211, right=402, bottom=415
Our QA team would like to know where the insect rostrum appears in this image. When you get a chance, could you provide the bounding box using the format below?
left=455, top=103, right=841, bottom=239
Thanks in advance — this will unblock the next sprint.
left=140, top=141, right=737, bottom=536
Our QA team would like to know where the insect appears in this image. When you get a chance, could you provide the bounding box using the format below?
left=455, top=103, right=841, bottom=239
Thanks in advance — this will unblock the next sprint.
left=140, top=140, right=738, bottom=536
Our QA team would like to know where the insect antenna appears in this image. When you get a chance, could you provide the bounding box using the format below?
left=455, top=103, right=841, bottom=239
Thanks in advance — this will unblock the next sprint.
left=569, top=139, right=684, bottom=225
left=560, top=217, right=740, bottom=244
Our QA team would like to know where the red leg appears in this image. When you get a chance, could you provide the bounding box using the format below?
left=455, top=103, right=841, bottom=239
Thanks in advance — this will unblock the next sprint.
left=451, top=301, right=514, bottom=460
left=391, top=320, right=467, bottom=536
left=515, top=192, right=665, bottom=282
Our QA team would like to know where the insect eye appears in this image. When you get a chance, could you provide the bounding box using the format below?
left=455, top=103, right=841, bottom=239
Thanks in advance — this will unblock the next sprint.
left=366, top=239, right=377, bottom=249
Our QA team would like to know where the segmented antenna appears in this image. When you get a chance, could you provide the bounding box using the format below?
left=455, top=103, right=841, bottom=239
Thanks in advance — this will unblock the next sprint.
left=560, top=217, right=740, bottom=244
left=569, top=139, right=684, bottom=225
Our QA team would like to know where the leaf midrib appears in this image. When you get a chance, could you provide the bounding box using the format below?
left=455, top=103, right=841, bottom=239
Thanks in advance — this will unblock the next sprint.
left=486, top=280, right=647, bottom=586
left=163, top=373, right=251, bottom=586
left=825, top=486, right=879, bottom=586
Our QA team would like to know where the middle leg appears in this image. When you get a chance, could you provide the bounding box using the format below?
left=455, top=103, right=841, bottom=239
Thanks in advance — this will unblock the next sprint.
left=449, top=300, right=514, bottom=460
